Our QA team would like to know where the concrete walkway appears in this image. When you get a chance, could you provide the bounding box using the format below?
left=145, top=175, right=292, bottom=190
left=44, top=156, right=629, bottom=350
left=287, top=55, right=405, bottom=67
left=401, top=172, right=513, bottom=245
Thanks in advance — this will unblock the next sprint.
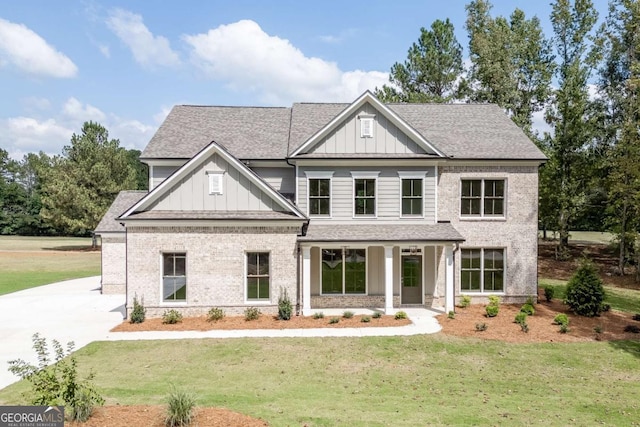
left=0, top=277, right=442, bottom=390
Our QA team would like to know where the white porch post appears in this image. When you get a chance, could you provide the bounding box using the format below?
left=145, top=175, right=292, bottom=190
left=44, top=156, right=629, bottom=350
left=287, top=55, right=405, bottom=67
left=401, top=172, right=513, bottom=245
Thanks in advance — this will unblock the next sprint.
left=445, top=245, right=455, bottom=312
left=384, top=246, right=394, bottom=315
left=302, top=246, right=311, bottom=316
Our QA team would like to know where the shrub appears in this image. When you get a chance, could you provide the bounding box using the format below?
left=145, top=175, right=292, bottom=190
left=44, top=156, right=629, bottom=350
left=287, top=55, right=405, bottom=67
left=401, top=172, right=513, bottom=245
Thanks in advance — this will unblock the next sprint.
left=600, top=303, right=611, bottom=312
left=343, top=310, right=355, bottom=319
left=526, top=295, right=536, bottom=305
left=624, top=325, right=640, bottom=333
left=329, top=317, right=340, bottom=324
left=361, top=316, right=371, bottom=323
left=632, top=313, right=640, bottom=321
left=520, top=303, right=535, bottom=316
left=565, top=260, right=605, bottom=317
left=244, top=307, right=261, bottom=321
left=278, top=288, right=293, bottom=320
left=395, top=311, right=408, bottom=320
left=313, top=312, right=324, bottom=319
left=130, top=295, right=146, bottom=324
left=485, top=304, right=499, bottom=317
left=559, top=324, right=570, bottom=334
left=544, top=286, right=555, bottom=302
left=448, top=310, right=455, bottom=319
left=475, top=322, right=488, bottom=331
left=514, top=312, right=528, bottom=325
left=594, top=324, right=604, bottom=334
left=8, top=334, right=104, bottom=422
left=206, top=307, right=225, bottom=322
left=165, top=387, right=195, bottom=427
left=553, top=313, right=569, bottom=326
left=488, top=295, right=501, bottom=306
left=520, top=322, right=529, bottom=333
left=372, top=311, right=382, bottom=319
left=459, top=295, right=471, bottom=308
left=162, top=309, right=183, bottom=324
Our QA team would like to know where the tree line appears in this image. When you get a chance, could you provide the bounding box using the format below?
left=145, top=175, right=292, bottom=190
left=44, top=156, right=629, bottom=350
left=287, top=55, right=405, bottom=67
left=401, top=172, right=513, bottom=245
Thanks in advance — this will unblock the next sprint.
left=0, top=122, right=147, bottom=236
left=376, top=0, right=640, bottom=277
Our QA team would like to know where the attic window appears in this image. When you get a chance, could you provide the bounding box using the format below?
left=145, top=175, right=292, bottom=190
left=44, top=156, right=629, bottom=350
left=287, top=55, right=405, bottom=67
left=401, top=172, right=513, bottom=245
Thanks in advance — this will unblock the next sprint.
left=359, top=114, right=375, bottom=138
left=206, top=171, right=224, bottom=195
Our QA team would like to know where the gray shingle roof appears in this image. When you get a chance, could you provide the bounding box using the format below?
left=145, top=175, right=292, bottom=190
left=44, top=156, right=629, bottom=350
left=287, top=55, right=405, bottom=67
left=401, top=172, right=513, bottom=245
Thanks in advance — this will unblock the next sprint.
left=123, top=210, right=304, bottom=221
left=298, top=222, right=464, bottom=243
left=95, top=191, right=147, bottom=233
left=141, top=99, right=545, bottom=161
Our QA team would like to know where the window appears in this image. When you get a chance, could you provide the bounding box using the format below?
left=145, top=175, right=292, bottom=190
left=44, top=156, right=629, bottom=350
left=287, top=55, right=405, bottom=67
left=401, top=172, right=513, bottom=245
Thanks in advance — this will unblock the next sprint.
left=162, top=253, right=186, bottom=302
left=207, top=171, right=224, bottom=195
left=360, top=117, right=374, bottom=138
left=321, top=248, right=366, bottom=294
left=247, top=252, right=270, bottom=301
left=309, top=179, right=330, bottom=216
left=354, top=179, right=376, bottom=215
left=461, top=248, right=504, bottom=292
left=461, top=179, right=505, bottom=217
left=402, top=178, right=423, bottom=216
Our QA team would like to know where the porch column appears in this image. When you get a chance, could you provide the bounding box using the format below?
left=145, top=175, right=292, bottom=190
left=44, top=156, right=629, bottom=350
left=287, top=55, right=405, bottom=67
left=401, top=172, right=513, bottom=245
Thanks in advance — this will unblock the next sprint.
left=445, top=245, right=454, bottom=312
left=302, top=246, right=312, bottom=316
left=384, top=246, right=394, bottom=315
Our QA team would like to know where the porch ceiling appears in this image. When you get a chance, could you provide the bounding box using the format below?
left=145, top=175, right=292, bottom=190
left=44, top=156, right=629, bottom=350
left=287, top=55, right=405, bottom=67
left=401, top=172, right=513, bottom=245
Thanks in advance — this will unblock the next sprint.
left=298, top=222, right=464, bottom=243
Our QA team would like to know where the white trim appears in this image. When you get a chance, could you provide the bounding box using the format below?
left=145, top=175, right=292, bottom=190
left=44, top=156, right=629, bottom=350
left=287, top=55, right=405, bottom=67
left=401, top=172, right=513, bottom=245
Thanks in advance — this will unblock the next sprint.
left=397, top=171, right=427, bottom=179
left=459, top=177, right=507, bottom=220
left=459, top=247, right=507, bottom=294
left=302, top=247, right=312, bottom=316
left=352, top=174, right=378, bottom=218
left=290, top=91, right=446, bottom=157
left=304, top=171, right=335, bottom=179
left=160, top=251, right=187, bottom=305
left=434, top=164, right=439, bottom=223
left=318, top=247, right=368, bottom=296
left=295, top=164, right=299, bottom=206
left=306, top=175, right=332, bottom=218
left=244, top=250, right=272, bottom=304
left=350, top=171, right=380, bottom=179
left=384, top=246, right=394, bottom=314
left=445, top=246, right=454, bottom=312
left=398, top=174, right=425, bottom=219
left=149, top=164, right=154, bottom=191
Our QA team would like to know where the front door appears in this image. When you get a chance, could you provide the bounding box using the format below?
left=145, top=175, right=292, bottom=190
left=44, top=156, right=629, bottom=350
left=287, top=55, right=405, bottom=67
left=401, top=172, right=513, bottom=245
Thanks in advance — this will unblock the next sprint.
left=401, top=255, right=422, bottom=304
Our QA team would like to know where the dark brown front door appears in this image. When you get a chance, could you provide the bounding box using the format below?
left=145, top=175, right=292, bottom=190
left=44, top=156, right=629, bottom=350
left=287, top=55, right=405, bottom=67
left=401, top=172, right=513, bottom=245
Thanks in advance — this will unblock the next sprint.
left=401, top=255, right=422, bottom=304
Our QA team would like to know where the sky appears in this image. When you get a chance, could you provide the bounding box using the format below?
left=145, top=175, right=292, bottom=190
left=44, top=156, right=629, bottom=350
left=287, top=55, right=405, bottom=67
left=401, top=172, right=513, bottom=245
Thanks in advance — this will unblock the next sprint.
left=0, top=0, right=610, bottom=159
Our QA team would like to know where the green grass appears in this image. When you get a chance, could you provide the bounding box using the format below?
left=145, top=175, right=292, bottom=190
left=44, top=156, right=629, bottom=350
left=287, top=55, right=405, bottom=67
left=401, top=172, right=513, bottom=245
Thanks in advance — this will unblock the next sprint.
left=539, top=279, right=640, bottom=313
left=1, top=337, right=638, bottom=426
left=539, top=230, right=615, bottom=244
left=0, top=236, right=100, bottom=295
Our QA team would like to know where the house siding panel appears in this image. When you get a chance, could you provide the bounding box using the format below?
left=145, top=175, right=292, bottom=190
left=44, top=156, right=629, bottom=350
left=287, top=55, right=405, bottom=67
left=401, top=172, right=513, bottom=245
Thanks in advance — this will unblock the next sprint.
left=250, top=167, right=295, bottom=193
left=152, top=166, right=180, bottom=189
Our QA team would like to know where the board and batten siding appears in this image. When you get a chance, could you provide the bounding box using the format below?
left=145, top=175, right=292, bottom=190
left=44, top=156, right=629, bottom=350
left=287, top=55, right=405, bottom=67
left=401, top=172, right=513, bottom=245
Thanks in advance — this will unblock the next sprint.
left=308, top=102, right=430, bottom=155
left=250, top=167, right=295, bottom=194
left=151, top=165, right=180, bottom=189
left=149, top=153, right=277, bottom=211
left=297, top=166, right=436, bottom=221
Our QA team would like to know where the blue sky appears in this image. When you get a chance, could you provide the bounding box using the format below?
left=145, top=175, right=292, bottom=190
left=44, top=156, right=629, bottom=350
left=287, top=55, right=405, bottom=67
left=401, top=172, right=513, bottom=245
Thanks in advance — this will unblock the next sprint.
left=0, top=0, right=609, bottom=159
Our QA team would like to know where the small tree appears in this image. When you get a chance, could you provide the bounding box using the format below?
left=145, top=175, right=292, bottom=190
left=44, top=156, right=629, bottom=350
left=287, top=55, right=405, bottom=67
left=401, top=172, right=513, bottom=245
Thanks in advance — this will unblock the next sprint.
left=565, top=259, right=605, bottom=317
left=278, top=288, right=293, bottom=320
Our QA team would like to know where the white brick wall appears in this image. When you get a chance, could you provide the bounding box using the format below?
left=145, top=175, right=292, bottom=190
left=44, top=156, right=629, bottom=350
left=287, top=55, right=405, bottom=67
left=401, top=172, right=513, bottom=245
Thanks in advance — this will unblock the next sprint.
left=126, top=226, right=300, bottom=318
left=100, top=234, right=126, bottom=294
left=437, top=165, right=539, bottom=302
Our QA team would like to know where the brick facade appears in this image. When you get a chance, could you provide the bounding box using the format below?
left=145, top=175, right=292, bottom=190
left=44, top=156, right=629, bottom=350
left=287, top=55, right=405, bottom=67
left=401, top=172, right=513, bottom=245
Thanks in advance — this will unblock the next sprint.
left=100, top=234, right=126, bottom=294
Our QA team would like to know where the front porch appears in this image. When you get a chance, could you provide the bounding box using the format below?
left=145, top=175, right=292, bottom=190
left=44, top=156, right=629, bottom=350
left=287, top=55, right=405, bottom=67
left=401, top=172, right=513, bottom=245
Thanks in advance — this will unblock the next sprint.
left=298, top=223, right=464, bottom=315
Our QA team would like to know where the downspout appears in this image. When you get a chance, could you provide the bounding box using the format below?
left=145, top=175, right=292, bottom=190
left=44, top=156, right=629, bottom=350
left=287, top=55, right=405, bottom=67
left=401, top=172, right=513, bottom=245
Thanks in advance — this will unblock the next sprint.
left=123, top=223, right=129, bottom=321
left=452, top=241, right=460, bottom=312
left=296, top=245, right=301, bottom=316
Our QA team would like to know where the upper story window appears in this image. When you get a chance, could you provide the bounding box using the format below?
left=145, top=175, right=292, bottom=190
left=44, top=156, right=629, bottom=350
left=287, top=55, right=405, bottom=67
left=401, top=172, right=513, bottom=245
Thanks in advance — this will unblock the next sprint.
left=359, top=114, right=375, bottom=138
left=206, top=171, right=224, bottom=195
left=399, top=172, right=426, bottom=217
left=352, top=172, right=379, bottom=217
left=305, top=171, right=333, bottom=217
left=461, top=179, right=505, bottom=217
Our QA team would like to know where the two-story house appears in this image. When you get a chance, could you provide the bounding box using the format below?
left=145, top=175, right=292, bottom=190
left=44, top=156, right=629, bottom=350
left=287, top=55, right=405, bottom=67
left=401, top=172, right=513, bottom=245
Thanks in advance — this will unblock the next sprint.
left=95, top=91, right=545, bottom=318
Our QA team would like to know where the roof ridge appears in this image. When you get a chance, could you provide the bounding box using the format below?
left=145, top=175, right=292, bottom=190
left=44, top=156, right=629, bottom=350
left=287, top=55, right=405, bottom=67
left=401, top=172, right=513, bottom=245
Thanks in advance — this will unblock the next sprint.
left=176, top=105, right=290, bottom=109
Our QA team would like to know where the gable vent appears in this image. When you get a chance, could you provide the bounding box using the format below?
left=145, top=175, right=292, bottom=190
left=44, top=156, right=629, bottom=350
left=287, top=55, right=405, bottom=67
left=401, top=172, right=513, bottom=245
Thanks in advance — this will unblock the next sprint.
left=206, top=171, right=224, bottom=195
left=359, top=114, right=375, bottom=138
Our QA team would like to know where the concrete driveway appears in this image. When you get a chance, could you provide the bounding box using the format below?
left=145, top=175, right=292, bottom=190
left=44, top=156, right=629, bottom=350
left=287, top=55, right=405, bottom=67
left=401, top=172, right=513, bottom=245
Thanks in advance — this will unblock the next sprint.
left=0, top=277, right=124, bottom=389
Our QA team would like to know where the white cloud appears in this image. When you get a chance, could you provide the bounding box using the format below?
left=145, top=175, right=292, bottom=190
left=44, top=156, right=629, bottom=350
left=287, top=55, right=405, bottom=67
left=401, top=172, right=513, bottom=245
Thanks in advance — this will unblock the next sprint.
left=21, top=97, right=52, bottom=111
left=62, top=97, right=106, bottom=123
left=0, top=18, right=78, bottom=78
left=0, top=117, right=73, bottom=156
left=318, top=28, right=358, bottom=44
left=99, top=44, right=110, bottom=58
left=183, top=20, right=388, bottom=104
left=106, top=9, right=180, bottom=68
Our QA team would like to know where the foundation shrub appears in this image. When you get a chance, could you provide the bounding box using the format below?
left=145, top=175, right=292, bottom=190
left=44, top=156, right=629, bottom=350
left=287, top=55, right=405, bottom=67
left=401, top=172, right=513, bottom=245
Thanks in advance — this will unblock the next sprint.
left=553, top=313, right=569, bottom=326
left=343, top=311, right=355, bottom=319
left=520, top=303, right=535, bottom=316
left=206, top=307, right=225, bottom=322
left=514, top=312, right=528, bottom=325
left=485, top=304, right=499, bottom=317
left=394, top=311, right=408, bottom=320
left=544, top=286, right=555, bottom=302
left=162, top=310, right=183, bottom=324
left=459, top=295, right=471, bottom=308
left=244, top=307, right=261, bottom=321
left=130, top=295, right=146, bottom=324
left=565, top=260, right=605, bottom=317
left=372, top=312, right=382, bottom=319
left=278, top=288, right=293, bottom=320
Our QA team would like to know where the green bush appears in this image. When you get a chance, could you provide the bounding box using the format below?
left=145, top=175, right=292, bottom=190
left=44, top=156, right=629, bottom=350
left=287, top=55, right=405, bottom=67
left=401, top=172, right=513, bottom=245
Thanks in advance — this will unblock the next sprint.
left=361, top=316, right=371, bottom=323
left=278, top=288, right=293, bottom=320
left=526, top=295, right=536, bottom=305
left=553, top=313, right=569, bottom=326
left=565, top=260, right=605, bottom=317
left=514, top=312, right=528, bottom=325
left=206, top=307, right=225, bottom=322
left=475, top=322, right=488, bottom=331
left=624, top=325, right=640, bottom=333
left=559, top=324, right=569, bottom=334
left=165, top=386, right=195, bottom=427
left=329, top=317, right=340, bottom=324
left=544, top=286, right=555, bottom=302
left=520, top=303, right=535, bottom=316
left=488, top=295, right=501, bottom=306
left=162, top=309, right=183, bottom=324
left=313, top=312, right=325, bottom=319
left=520, top=322, right=529, bottom=333
left=633, top=313, right=640, bottom=321
left=130, top=295, right=146, bottom=324
left=594, top=324, right=604, bottom=334
left=244, top=307, right=261, bottom=321
left=485, top=304, right=499, bottom=317
left=343, top=310, right=355, bottom=319
left=395, top=311, right=408, bottom=320
left=372, top=312, right=382, bottom=319
left=448, top=310, right=455, bottom=319
left=601, top=303, right=611, bottom=312
left=459, top=295, right=472, bottom=308
left=8, top=334, right=104, bottom=422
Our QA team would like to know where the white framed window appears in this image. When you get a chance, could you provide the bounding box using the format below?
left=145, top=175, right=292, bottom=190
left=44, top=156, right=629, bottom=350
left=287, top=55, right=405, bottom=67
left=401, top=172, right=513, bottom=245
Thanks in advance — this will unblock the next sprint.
left=305, top=171, right=334, bottom=217
left=351, top=171, right=379, bottom=217
left=162, top=252, right=186, bottom=302
left=320, top=248, right=367, bottom=295
left=246, top=252, right=270, bottom=302
left=359, top=114, right=375, bottom=138
left=398, top=172, right=426, bottom=217
left=206, top=171, right=224, bottom=195
left=460, top=248, right=505, bottom=293
left=460, top=179, right=505, bottom=217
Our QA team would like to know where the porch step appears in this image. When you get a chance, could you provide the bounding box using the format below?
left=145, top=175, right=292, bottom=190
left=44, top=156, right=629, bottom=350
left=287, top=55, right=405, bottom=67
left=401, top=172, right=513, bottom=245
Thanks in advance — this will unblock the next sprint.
left=399, top=304, right=425, bottom=308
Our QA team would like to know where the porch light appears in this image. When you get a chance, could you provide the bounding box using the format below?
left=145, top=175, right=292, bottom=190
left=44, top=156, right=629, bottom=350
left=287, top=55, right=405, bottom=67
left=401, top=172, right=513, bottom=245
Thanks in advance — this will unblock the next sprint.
left=410, top=245, right=418, bottom=255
